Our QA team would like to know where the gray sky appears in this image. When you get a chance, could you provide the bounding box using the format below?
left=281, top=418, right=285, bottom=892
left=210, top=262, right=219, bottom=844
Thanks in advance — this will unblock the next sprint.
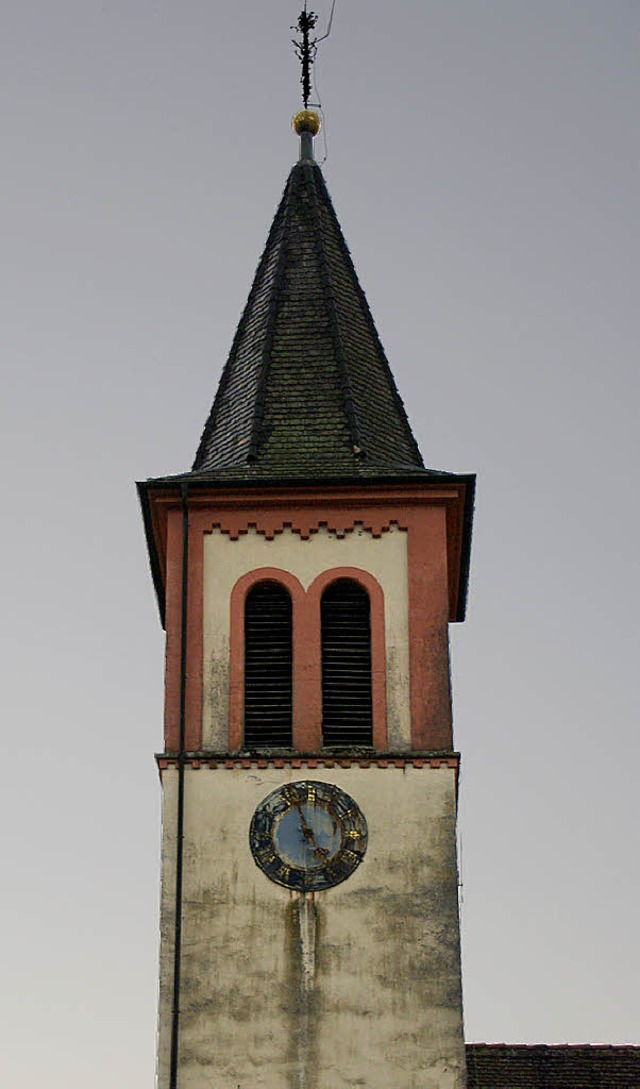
left=1, top=2, right=638, bottom=1084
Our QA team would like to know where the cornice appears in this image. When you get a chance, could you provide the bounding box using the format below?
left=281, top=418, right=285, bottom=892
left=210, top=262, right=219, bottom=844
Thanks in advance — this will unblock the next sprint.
left=156, top=752, right=460, bottom=772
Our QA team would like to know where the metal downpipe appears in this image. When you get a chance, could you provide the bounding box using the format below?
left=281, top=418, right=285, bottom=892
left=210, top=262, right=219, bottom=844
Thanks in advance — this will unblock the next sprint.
left=169, top=482, right=189, bottom=1088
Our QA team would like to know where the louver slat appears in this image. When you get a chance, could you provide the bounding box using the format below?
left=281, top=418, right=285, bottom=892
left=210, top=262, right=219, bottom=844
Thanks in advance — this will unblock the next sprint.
left=244, top=582, right=293, bottom=748
left=321, top=579, right=373, bottom=747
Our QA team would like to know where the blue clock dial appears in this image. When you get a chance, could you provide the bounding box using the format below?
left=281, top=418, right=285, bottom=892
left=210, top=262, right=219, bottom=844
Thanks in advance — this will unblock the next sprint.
left=249, top=781, right=368, bottom=891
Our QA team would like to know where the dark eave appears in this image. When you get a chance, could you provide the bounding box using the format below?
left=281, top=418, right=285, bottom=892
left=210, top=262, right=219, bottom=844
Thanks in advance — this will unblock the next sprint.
left=137, top=472, right=475, bottom=628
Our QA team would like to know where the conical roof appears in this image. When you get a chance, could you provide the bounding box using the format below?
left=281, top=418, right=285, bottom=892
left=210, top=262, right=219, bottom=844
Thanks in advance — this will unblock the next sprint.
left=191, top=158, right=431, bottom=481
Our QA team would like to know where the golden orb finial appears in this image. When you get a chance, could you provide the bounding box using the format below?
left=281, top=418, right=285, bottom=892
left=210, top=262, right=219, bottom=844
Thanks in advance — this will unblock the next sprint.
left=292, top=109, right=321, bottom=136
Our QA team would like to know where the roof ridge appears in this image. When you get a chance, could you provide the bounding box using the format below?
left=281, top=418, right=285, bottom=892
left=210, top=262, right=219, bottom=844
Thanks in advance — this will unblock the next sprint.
left=247, top=170, right=296, bottom=461
left=311, top=166, right=425, bottom=470
left=305, top=161, right=363, bottom=458
left=467, top=1043, right=640, bottom=1049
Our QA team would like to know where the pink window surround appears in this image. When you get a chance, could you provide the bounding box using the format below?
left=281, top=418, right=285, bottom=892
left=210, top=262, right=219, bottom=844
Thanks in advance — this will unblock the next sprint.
left=229, top=566, right=387, bottom=753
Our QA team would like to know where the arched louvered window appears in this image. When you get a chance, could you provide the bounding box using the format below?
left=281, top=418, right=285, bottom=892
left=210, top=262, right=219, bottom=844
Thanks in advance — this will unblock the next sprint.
left=244, top=581, right=293, bottom=748
left=321, top=578, right=373, bottom=747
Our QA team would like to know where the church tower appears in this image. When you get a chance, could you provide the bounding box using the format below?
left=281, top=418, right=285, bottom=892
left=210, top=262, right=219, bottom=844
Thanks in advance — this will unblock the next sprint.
left=139, top=104, right=474, bottom=1089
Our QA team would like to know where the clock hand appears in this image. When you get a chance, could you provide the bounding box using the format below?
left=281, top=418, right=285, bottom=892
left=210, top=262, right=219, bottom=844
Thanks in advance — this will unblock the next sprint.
left=294, top=801, right=314, bottom=839
left=294, top=802, right=330, bottom=863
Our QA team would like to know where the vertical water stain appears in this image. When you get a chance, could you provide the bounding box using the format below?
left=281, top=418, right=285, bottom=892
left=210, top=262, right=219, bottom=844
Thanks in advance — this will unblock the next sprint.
left=285, top=893, right=320, bottom=1089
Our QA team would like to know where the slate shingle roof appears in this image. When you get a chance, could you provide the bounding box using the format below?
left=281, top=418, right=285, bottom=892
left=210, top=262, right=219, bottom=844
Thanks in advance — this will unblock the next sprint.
left=192, top=158, right=432, bottom=480
left=466, top=1043, right=640, bottom=1088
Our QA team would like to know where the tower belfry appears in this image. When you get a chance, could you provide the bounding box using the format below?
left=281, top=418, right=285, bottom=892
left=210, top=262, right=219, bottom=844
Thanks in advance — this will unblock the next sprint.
left=139, top=47, right=475, bottom=1088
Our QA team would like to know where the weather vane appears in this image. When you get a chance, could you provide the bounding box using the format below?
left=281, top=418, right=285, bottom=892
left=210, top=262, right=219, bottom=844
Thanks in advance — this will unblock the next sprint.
left=292, top=7, right=319, bottom=109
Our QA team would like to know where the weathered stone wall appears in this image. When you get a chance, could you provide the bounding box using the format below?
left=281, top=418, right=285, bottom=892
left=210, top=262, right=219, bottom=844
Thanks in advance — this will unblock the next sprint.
left=157, top=764, right=466, bottom=1089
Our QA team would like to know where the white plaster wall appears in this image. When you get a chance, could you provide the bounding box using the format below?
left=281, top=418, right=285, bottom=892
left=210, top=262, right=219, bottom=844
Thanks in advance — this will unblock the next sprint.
left=202, top=524, right=410, bottom=750
left=157, top=764, right=466, bottom=1089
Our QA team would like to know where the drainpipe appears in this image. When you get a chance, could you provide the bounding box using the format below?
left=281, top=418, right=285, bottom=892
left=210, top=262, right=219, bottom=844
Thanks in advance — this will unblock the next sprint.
left=169, top=482, right=189, bottom=1089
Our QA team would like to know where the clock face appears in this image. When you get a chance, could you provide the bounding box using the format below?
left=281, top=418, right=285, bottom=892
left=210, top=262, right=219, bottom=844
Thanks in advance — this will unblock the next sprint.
left=249, top=780, right=368, bottom=892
